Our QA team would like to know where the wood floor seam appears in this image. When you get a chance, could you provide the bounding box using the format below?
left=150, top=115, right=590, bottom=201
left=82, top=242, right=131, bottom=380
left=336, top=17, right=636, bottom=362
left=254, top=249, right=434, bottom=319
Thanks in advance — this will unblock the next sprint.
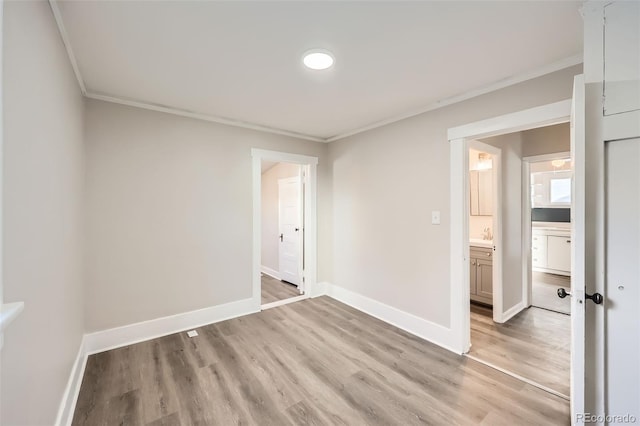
left=72, top=297, right=570, bottom=425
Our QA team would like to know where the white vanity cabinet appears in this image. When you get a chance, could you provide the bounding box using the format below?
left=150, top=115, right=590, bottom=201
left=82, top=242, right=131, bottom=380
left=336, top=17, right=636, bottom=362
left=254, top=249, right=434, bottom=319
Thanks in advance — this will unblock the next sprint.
left=532, top=227, right=571, bottom=276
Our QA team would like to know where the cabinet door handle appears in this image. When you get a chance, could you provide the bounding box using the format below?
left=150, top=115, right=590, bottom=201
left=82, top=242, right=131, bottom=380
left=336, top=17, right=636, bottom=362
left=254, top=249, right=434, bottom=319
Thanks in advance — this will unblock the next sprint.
left=486, top=253, right=491, bottom=256
left=566, top=240, right=571, bottom=243
left=472, top=261, right=476, bottom=265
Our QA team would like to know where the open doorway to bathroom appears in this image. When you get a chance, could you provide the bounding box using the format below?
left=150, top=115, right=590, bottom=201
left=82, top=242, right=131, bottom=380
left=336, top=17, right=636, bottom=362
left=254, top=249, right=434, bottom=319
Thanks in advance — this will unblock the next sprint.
left=466, top=123, right=572, bottom=400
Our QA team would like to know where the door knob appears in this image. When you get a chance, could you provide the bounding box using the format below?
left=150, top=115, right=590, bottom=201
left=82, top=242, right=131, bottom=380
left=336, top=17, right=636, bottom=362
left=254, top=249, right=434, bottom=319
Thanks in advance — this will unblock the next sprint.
left=557, top=288, right=603, bottom=305
left=279, top=233, right=283, bottom=242
left=586, top=292, right=603, bottom=304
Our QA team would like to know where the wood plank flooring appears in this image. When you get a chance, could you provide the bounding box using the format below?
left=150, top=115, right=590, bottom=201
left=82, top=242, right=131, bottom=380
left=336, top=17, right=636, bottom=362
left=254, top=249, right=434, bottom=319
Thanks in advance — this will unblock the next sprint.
left=73, top=297, right=570, bottom=425
left=261, top=273, right=300, bottom=304
left=469, top=303, right=570, bottom=397
left=532, top=272, right=571, bottom=315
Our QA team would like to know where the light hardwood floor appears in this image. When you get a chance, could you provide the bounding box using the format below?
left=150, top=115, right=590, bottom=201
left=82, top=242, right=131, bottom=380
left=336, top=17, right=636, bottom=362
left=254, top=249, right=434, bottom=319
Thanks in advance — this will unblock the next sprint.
left=469, top=303, right=570, bottom=397
left=532, top=272, right=571, bottom=315
left=261, top=273, right=300, bottom=304
left=73, top=297, right=570, bottom=425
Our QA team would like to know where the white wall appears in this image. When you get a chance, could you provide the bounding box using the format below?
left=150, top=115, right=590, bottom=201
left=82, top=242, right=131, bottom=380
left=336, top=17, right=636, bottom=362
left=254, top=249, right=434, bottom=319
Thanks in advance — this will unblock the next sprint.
left=1, top=2, right=85, bottom=424
left=84, top=100, right=329, bottom=332
left=261, top=162, right=300, bottom=275
left=469, top=216, right=492, bottom=240
left=328, top=65, right=581, bottom=329
left=480, top=132, right=523, bottom=312
left=522, top=122, right=570, bottom=157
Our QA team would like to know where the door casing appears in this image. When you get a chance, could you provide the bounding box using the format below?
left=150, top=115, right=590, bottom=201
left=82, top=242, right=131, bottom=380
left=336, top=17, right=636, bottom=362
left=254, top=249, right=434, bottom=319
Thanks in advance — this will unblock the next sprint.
left=252, top=149, right=318, bottom=310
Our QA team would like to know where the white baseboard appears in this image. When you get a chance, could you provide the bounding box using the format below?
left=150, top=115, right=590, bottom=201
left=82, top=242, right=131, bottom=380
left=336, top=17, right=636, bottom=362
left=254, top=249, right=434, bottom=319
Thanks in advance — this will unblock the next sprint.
left=55, top=338, right=88, bottom=426
left=499, top=301, right=527, bottom=323
left=260, top=266, right=280, bottom=280
left=83, top=297, right=258, bottom=355
left=323, top=283, right=459, bottom=354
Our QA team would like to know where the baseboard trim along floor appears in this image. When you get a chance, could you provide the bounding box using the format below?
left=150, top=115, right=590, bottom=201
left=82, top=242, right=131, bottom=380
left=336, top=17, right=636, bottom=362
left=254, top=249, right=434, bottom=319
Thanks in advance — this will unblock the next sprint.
left=56, top=283, right=488, bottom=425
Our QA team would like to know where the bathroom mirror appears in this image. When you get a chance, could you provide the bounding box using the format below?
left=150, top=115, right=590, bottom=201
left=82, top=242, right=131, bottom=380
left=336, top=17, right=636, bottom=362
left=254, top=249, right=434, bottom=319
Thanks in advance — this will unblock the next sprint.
left=470, top=169, right=492, bottom=216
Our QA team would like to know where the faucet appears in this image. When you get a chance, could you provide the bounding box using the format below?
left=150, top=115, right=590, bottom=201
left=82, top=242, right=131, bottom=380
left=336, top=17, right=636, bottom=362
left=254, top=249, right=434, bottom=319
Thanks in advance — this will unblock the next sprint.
left=482, top=227, right=493, bottom=240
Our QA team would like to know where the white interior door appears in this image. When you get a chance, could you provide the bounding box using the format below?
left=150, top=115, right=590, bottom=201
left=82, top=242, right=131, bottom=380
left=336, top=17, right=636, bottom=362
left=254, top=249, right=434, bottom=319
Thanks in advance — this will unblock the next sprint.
left=570, top=74, right=586, bottom=419
left=605, top=138, right=640, bottom=422
left=278, top=176, right=303, bottom=290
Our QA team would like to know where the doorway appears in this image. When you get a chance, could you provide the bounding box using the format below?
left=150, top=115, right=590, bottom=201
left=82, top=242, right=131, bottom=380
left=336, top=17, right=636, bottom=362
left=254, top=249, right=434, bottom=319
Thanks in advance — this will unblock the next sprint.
left=449, top=96, right=582, bottom=411
left=260, top=161, right=304, bottom=307
left=251, top=149, right=318, bottom=311
left=524, top=152, right=573, bottom=315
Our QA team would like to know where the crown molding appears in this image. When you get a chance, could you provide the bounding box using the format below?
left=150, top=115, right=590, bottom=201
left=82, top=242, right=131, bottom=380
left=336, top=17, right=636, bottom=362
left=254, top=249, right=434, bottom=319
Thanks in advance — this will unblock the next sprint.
left=49, top=0, right=86, bottom=95
left=324, top=54, right=583, bottom=142
left=85, top=92, right=326, bottom=142
left=48, top=2, right=582, bottom=145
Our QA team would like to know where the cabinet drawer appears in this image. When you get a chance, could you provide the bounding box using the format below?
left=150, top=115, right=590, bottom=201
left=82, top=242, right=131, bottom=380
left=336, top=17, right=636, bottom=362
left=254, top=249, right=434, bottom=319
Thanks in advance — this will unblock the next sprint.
left=470, top=247, right=492, bottom=259
left=532, top=235, right=547, bottom=268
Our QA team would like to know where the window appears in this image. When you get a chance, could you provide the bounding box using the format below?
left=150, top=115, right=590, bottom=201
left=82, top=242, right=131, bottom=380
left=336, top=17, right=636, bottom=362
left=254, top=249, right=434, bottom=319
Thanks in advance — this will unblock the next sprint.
left=550, top=177, right=571, bottom=204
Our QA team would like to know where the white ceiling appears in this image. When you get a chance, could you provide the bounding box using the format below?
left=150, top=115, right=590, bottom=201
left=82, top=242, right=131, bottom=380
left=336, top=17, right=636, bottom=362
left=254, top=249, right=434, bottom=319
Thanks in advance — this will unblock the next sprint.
left=55, top=1, right=583, bottom=142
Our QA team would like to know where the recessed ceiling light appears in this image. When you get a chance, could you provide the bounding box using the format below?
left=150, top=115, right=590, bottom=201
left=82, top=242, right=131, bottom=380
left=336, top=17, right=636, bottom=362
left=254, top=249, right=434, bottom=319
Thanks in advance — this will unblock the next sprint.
left=303, top=49, right=334, bottom=70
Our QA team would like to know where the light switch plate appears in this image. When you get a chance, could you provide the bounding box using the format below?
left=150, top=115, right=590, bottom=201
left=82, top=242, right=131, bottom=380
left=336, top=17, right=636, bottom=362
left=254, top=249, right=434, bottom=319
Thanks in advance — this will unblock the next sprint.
left=187, top=330, right=198, bottom=338
left=432, top=211, right=441, bottom=225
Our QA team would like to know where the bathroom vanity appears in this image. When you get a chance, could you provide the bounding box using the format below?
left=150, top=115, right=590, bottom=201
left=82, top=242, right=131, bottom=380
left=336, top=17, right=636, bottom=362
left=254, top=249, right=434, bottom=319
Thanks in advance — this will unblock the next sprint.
left=470, top=239, right=493, bottom=305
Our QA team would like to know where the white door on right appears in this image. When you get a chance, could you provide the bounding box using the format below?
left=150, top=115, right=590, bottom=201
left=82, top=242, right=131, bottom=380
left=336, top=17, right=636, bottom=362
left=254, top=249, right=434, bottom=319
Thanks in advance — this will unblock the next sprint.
left=278, top=176, right=303, bottom=289
left=605, top=137, right=640, bottom=423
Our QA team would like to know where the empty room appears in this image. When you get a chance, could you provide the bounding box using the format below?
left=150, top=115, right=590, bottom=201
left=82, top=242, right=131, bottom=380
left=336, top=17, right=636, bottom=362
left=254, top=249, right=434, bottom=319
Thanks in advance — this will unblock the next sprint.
left=1, top=1, right=638, bottom=425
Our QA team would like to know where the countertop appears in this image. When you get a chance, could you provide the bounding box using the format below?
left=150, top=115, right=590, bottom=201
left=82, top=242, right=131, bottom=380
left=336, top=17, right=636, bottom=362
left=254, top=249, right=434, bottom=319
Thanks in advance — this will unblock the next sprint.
left=470, top=238, right=493, bottom=248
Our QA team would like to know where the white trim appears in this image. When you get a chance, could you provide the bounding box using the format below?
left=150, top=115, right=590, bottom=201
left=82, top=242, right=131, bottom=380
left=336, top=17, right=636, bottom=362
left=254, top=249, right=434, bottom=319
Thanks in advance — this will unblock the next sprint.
left=261, top=294, right=308, bottom=310
left=83, top=297, right=257, bottom=355
left=86, top=92, right=325, bottom=143
left=324, top=283, right=461, bottom=354
left=603, top=110, right=640, bottom=142
left=522, top=160, right=533, bottom=308
left=449, top=99, right=573, bottom=354
left=48, top=1, right=86, bottom=95
left=448, top=100, right=572, bottom=141
left=260, top=266, right=281, bottom=280
left=465, top=353, right=570, bottom=401
left=55, top=339, right=87, bottom=426
left=252, top=149, right=318, bottom=312
left=500, top=301, right=527, bottom=323
left=251, top=148, right=319, bottom=165
left=327, top=55, right=582, bottom=142
left=44, top=7, right=582, bottom=145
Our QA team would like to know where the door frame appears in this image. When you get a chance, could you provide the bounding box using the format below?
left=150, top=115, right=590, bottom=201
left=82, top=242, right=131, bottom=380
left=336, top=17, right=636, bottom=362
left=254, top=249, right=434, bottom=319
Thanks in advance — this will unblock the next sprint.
left=467, top=140, right=503, bottom=321
left=448, top=99, right=572, bottom=354
left=251, top=149, right=318, bottom=311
